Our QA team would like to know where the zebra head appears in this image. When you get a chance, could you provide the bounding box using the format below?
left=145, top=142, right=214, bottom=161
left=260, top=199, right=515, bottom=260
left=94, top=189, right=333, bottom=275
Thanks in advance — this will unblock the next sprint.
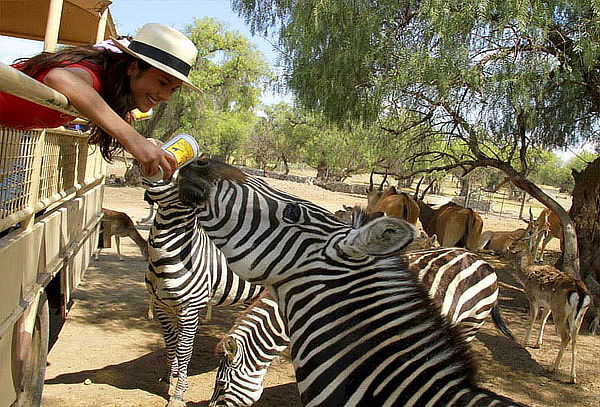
left=142, top=179, right=184, bottom=209
left=210, top=335, right=265, bottom=407
left=177, top=159, right=417, bottom=286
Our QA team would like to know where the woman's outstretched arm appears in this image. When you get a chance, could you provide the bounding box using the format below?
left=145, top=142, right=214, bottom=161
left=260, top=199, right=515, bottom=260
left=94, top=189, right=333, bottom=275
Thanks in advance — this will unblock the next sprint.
left=44, top=66, right=177, bottom=180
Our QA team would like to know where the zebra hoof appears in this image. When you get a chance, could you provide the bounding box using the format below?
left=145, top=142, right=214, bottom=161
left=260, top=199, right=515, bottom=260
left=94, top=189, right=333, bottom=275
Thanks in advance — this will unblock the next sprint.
left=166, top=397, right=186, bottom=407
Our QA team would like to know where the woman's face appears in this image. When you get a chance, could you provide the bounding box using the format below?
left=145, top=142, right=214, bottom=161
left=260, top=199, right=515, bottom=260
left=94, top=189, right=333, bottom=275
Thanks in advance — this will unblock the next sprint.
left=128, top=62, right=183, bottom=112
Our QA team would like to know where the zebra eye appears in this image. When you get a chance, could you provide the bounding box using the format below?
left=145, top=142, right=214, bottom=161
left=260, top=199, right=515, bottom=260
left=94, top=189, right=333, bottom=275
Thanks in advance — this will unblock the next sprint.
left=282, top=203, right=302, bottom=223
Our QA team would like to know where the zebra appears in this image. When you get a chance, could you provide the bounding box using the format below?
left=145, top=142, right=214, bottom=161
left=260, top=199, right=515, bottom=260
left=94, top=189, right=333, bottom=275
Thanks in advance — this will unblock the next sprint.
left=144, top=180, right=264, bottom=407
left=209, top=242, right=514, bottom=406
left=176, top=159, right=527, bottom=407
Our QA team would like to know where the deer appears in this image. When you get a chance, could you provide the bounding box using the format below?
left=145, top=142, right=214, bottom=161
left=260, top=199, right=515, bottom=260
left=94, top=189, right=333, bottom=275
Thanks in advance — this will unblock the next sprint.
left=365, top=170, right=420, bottom=225
left=533, top=207, right=564, bottom=263
left=508, top=239, right=591, bottom=383
left=404, top=231, right=439, bottom=251
left=96, top=208, right=148, bottom=261
left=478, top=208, right=539, bottom=254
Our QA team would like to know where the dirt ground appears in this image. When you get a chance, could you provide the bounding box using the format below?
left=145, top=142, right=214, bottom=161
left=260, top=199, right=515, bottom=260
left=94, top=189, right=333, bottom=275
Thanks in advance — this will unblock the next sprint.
left=41, top=173, right=599, bottom=407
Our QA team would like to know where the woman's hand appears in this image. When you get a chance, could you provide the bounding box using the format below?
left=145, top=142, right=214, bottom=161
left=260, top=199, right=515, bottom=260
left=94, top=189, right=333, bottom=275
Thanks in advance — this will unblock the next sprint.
left=127, top=138, right=177, bottom=180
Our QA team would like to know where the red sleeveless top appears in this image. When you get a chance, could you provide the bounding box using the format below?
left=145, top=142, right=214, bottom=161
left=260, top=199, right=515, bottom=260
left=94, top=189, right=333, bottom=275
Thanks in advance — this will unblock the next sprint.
left=0, top=61, right=103, bottom=130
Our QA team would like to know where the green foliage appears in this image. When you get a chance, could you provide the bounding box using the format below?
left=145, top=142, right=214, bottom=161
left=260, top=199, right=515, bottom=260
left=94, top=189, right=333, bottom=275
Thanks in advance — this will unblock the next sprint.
left=233, top=0, right=600, bottom=177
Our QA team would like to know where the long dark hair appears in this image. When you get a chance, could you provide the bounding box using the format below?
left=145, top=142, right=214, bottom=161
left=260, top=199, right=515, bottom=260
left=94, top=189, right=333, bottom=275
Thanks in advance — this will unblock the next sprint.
left=15, top=40, right=150, bottom=161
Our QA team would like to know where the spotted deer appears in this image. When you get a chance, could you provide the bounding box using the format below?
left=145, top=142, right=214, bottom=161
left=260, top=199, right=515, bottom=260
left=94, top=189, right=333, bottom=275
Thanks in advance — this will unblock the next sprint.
left=96, top=208, right=148, bottom=260
left=509, top=240, right=591, bottom=383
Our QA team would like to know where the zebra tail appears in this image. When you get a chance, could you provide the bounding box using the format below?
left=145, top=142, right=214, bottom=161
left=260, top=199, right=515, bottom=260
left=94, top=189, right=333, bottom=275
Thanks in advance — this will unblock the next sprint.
left=491, top=304, right=515, bottom=340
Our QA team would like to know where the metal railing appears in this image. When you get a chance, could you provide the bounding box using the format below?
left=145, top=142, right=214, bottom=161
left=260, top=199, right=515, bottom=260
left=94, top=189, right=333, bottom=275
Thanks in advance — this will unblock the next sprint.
left=0, top=127, right=105, bottom=233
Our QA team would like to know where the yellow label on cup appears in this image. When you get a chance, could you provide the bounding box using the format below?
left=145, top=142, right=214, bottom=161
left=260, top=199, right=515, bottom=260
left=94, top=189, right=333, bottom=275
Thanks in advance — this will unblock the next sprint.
left=165, top=139, right=195, bottom=166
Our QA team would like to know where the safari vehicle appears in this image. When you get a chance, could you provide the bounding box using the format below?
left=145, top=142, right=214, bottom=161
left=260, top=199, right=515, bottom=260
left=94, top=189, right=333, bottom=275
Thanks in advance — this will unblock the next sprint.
left=0, top=2, right=117, bottom=406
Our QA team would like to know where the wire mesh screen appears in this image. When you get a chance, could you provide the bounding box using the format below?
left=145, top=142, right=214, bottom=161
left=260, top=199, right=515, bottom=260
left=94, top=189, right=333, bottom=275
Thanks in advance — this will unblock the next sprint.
left=38, top=131, right=79, bottom=201
left=0, top=128, right=39, bottom=217
left=1, top=126, right=105, bottom=231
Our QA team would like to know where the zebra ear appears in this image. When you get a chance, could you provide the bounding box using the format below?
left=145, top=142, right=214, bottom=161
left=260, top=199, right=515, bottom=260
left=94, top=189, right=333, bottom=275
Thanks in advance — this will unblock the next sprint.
left=223, top=336, right=238, bottom=361
left=338, top=217, right=417, bottom=257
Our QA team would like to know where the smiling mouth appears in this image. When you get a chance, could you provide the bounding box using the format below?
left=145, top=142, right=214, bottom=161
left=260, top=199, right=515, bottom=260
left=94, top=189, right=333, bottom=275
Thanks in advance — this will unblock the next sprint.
left=146, top=95, right=158, bottom=106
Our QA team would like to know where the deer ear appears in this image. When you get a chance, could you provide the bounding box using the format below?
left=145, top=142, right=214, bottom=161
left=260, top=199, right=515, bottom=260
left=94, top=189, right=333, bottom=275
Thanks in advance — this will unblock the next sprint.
left=338, top=217, right=417, bottom=257
left=223, top=335, right=238, bottom=362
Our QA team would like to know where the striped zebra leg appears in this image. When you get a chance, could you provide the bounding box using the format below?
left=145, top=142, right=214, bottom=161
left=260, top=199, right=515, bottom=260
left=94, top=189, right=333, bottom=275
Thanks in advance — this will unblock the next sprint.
left=153, top=303, right=181, bottom=397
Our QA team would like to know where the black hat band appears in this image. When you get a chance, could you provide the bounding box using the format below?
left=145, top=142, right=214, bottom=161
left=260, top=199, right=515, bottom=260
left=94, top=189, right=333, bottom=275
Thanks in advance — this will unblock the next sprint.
left=128, top=40, right=191, bottom=76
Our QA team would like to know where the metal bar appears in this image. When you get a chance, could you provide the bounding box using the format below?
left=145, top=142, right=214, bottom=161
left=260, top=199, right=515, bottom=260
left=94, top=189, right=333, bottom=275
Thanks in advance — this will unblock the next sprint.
left=96, top=7, right=109, bottom=43
left=0, top=62, right=85, bottom=119
left=43, top=0, right=64, bottom=53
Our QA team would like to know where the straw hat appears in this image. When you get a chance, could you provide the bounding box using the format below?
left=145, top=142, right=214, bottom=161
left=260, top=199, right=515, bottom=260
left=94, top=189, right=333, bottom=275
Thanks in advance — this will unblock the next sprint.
left=112, top=23, right=200, bottom=92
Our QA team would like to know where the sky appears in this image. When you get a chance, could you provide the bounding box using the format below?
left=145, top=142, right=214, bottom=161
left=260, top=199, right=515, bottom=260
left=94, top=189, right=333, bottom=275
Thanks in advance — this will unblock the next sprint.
left=0, top=0, right=289, bottom=104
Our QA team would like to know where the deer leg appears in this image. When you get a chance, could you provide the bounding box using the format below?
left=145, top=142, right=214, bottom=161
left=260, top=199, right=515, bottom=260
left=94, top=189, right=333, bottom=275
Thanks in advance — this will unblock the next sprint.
left=146, top=296, right=155, bottom=321
left=204, top=303, right=212, bottom=322
left=535, top=307, right=552, bottom=348
left=550, top=315, right=571, bottom=380
left=524, top=303, right=539, bottom=346
left=115, top=236, right=123, bottom=261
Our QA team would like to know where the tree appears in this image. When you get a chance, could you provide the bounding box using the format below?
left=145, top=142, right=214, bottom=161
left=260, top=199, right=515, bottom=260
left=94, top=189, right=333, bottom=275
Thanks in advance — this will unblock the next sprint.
left=233, top=0, right=600, bottom=315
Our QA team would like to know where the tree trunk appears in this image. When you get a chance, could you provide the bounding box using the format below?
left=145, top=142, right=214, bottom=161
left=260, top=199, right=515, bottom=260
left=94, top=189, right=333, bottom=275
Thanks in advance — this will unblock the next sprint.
left=569, top=157, right=600, bottom=325
left=316, top=160, right=328, bottom=180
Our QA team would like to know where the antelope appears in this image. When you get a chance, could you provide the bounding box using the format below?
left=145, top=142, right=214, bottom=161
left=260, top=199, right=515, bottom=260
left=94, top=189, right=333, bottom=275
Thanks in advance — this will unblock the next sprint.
left=366, top=170, right=420, bottom=224
left=533, top=208, right=564, bottom=262
left=416, top=200, right=484, bottom=251
left=478, top=209, right=538, bottom=254
left=96, top=208, right=148, bottom=261
left=509, top=240, right=591, bottom=383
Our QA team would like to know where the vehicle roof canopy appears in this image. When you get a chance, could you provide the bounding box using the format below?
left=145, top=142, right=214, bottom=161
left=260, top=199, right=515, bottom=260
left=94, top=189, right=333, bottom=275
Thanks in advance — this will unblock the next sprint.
left=0, top=0, right=118, bottom=45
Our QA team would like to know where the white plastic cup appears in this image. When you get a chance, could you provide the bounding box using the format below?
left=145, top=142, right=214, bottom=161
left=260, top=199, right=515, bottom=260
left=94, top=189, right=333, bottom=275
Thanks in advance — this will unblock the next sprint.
left=144, top=134, right=200, bottom=182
